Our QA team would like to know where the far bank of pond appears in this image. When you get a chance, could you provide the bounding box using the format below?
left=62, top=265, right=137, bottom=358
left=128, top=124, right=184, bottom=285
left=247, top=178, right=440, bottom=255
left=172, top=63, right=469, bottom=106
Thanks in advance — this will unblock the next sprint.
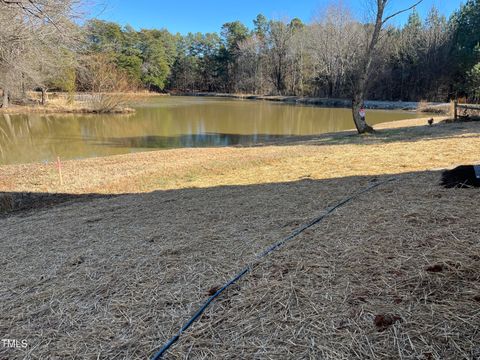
left=0, top=96, right=432, bottom=165
left=175, top=92, right=450, bottom=112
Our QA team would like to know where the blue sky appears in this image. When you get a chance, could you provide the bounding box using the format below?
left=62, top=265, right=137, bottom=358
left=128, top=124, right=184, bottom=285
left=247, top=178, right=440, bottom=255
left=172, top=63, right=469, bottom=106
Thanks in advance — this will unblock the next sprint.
left=91, top=0, right=464, bottom=34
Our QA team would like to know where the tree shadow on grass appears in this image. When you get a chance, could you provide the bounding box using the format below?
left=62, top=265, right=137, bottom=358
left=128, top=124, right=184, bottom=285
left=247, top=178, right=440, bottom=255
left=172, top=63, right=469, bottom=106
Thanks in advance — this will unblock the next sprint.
left=263, top=119, right=480, bottom=147
left=0, top=192, right=117, bottom=217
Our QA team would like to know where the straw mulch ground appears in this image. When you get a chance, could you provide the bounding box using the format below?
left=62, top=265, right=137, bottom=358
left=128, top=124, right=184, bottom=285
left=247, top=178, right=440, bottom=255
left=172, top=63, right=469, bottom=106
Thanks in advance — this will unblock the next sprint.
left=0, top=118, right=479, bottom=359
left=1, top=172, right=479, bottom=359
left=169, top=172, right=480, bottom=359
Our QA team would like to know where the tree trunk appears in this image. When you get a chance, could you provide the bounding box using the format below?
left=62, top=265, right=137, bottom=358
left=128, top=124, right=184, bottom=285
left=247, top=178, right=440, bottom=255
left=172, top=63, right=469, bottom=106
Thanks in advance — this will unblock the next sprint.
left=350, top=0, right=423, bottom=133
left=352, top=94, right=374, bottom=134
left=328, top=80, right=333, bottom=98
left=2, top=89, right=9, bottom=108
left=21, top=73, right=26, bottom=99
left=351, top=73, right=375, bottom=133
left=41, top=87, right=48, bottom=105
left=350, top=1, right=386, bottom=134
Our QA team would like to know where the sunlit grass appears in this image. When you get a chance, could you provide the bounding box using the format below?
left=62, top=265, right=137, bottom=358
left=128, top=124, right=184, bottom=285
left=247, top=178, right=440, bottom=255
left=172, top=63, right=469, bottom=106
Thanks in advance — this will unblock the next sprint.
left=0, top=117, right=479, bottom=197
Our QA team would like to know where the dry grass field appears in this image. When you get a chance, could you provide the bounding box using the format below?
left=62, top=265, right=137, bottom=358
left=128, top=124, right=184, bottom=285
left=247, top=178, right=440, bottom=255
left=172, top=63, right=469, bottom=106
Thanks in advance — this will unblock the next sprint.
left=0, top=117, right=479, bottom=359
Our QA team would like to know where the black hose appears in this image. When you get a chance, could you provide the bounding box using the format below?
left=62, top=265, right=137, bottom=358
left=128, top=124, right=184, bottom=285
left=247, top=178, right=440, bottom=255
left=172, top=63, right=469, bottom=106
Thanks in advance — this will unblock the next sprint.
left=150, top=177, right=395, bottom=359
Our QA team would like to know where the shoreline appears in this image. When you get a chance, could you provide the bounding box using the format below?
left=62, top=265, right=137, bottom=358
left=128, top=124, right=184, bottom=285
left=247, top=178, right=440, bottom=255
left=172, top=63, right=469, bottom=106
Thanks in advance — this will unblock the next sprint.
left=173, top=92, right=450, bottom=112
left=0, top=91, right=450, bottom=115
left=0, top=104, right=136, bottom=115
left=1, top=115, right=475, bottom=214
left=0, top=91, right=165, bottom=115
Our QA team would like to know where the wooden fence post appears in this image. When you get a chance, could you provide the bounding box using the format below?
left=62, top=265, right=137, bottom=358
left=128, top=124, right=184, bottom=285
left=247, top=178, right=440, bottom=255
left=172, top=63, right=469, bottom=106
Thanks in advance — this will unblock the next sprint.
left=454, top=100, right=458, bottom=120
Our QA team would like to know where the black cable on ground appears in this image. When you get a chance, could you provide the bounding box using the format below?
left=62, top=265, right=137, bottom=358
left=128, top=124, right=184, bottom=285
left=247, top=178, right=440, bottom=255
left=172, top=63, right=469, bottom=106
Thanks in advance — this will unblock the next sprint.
left=150, top=177, right=396, bottom=359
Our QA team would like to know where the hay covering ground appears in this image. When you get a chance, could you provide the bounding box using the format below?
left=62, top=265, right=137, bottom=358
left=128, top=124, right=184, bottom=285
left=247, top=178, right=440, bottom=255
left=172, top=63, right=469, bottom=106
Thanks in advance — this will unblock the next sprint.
left=0, top=118, right=479, bottom=359
left=169, top=173, right=480, bottom=359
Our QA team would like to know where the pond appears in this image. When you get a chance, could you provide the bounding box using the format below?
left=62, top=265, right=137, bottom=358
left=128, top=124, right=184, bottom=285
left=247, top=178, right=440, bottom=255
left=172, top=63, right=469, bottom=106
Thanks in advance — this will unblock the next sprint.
left=0, top=96, right=425, bottom=165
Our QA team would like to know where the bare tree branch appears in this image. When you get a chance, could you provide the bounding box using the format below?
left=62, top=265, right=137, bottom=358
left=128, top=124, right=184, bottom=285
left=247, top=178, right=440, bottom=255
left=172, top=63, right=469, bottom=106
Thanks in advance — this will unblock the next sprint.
left=382, top=0, right=424, bottom=25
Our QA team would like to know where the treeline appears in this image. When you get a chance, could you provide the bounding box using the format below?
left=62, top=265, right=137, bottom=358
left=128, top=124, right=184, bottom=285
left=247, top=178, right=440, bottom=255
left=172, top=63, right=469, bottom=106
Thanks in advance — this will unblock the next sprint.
left=80, top=2, right=480, bottom=102
left=1, top=0, right=479, bottom=107
left=80, top=21, right=178, bottom=92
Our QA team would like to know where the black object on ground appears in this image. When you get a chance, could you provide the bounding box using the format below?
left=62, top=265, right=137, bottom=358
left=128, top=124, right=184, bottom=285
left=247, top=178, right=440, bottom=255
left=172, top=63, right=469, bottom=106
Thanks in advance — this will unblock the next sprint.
left=441, top=165, right=480, bottom=188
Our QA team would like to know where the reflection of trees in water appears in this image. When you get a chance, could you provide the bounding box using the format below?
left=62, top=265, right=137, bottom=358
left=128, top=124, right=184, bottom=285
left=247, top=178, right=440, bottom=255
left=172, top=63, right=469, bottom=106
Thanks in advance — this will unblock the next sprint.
left=0, top=114, right=36, bottom=163
left=1, top=114, right=42, bottom=163
left=0, top=113, right=130, bottom=164
left=0, top=114, right=12, bottom=161
left=105, top=133, right=287, bottom=149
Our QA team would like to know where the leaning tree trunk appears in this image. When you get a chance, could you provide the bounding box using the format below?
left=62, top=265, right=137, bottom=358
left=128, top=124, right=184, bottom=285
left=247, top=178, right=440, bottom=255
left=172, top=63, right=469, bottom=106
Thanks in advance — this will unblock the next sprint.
left=352, top=0, right=424, bottom=133
left=352, top=94, right=374, bottom=134
left=351, top=0, right=387, bottom=134
left=351, top=58, right=375, bottom=134
left=1, top=89, right=9, bottom=108
left=352, top=69, right=374, bottom=133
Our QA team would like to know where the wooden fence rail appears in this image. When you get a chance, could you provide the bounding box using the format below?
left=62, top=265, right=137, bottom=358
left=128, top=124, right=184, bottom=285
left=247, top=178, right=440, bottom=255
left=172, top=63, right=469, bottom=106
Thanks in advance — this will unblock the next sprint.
left=454, top=100, right=480, bottom=120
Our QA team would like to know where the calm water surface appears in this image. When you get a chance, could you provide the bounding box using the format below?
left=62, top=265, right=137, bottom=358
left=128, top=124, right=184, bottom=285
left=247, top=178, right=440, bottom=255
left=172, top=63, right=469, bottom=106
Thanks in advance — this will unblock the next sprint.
left=0, top=96, right=425, bottom=165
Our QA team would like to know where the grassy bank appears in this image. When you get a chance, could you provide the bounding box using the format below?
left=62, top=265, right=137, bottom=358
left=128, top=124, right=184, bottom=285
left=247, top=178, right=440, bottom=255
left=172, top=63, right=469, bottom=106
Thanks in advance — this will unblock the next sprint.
left=0, top=117, right=479, bottom=359
left=0, top=102, right=135, bottom=115
left=0, top=91, right=163, bottom=115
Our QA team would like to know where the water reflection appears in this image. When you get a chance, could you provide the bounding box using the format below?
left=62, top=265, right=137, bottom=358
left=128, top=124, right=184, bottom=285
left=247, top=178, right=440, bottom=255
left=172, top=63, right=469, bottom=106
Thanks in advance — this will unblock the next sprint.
left=0, top=96, right=424, bottom=165
left=104, top=133, right=287, bottom=148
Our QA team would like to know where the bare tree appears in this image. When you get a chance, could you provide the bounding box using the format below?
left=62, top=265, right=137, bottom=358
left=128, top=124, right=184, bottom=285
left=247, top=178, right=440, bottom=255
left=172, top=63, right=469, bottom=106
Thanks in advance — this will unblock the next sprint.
left=289, top=25, right=309, bottom=95
left=237, top=36, right=265, bottom=94
left=0, top=0, right=80, bottom=108
left=310, top=4, right=359, bottom=98
left=351, top=0, right=423, bottom=133
left=267, top=20, right=294, bottom=95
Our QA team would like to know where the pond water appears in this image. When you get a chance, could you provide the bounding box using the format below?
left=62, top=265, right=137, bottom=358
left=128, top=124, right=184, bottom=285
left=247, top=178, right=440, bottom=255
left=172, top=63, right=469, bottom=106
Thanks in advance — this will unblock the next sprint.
left=0, top=96, right=425, bottom=165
